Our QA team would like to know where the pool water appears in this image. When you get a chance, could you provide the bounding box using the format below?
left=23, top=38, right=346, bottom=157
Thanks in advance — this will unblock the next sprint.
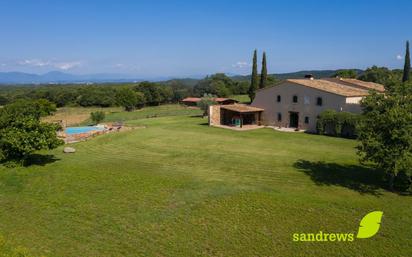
left=65, top=126, right=105, bottom=135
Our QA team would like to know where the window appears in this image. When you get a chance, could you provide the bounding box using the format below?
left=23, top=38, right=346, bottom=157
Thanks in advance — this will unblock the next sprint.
left=277, top=95, right=281, bottom=102
left=316, top=97, right=323, bottom=106
left=304, top=96, right=310, bottom=105
left=293, top=95, right=298, bottom=103
left=304, top=116, right=309, bottom=124
left=277, top=113, right=282, bottom=121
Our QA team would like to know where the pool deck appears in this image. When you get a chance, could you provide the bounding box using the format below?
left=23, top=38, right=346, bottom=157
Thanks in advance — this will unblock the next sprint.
left=59, top=124, right=143, bottom=143
left=59, top=124, right=115, bottom=143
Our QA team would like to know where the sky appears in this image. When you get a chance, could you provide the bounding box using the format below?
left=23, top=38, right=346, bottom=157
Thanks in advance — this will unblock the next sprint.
left=0, top=0, right=411, bottom=78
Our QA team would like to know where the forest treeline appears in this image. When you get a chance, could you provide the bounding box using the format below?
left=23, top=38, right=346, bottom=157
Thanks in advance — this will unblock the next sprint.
left=0, top=66, right=410, bottom=108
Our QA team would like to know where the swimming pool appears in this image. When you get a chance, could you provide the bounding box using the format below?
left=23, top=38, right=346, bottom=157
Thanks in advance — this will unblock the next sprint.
left=65, top=126, right=105, bottom=135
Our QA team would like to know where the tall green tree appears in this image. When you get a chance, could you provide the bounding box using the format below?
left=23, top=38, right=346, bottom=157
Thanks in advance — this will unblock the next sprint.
left=357, top=82, right=412, bottom=190
left=259, top=52, right=268, bottom=89
left=248, top=49, right=259, bottom=101
left=403, top=40, right=410, bottom=82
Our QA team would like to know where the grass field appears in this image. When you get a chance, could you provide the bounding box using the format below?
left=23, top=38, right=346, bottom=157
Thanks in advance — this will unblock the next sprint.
left=1, top=105, right=411, bottom=256
left=230, top=94, right=251, bottom=103
left=45, top=105, right=202, bottom=126
left=43, top=106, right=123, bottom=126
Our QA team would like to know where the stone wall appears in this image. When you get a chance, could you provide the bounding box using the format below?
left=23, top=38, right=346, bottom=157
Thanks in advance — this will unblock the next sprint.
left=208, top=105, right=221, bottom=126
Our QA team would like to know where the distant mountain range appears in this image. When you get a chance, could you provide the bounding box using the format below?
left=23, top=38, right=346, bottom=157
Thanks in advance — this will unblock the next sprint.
left=0, top=69, right=363, bottom=85
left=0, top=71, right=148, bottom=84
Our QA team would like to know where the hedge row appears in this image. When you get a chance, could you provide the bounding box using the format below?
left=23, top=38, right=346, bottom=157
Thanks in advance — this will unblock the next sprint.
left=316, top=110, right=361, bottom=138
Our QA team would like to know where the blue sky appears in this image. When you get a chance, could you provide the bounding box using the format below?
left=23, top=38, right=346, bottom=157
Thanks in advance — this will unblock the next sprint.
left=0, top=0, right=410, bottom=77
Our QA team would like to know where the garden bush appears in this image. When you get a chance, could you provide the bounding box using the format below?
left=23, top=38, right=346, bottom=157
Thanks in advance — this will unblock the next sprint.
left=90, top=111, right=105, bottom=125
left=316, top=110, right=360, bottom=138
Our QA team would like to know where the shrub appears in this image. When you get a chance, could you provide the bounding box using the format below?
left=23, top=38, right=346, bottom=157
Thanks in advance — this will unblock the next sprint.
left=316, top=110, right=360, bottom=138
left=197, top=94, right=217, bottom=117
left=90, top=111, right=105, bottom=125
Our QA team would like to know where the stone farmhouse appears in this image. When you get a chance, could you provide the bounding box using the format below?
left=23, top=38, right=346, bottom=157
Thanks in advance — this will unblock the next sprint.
left=209, top=77, right=384, bottom=132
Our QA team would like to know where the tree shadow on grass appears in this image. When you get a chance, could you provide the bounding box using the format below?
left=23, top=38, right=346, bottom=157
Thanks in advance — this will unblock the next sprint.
left=23, top=154, right=60, bottom=167
left=0, top=154, right=59, bottom=193
left=294, top=160, right=385, bottom=196
left=190, top=114, right=204, bottom=118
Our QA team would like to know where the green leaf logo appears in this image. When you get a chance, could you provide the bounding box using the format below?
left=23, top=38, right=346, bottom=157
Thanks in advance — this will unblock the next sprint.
left=356, top=211, right=383, bottom=239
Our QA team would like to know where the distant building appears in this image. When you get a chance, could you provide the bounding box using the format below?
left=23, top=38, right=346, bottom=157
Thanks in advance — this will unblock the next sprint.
left=181, top=97, right=238, bottom=106
left=250, top=78, right=384, bottom=132
left=213, top=98, right=239, bottom=105
left=181, top=97, right=201, bottom=106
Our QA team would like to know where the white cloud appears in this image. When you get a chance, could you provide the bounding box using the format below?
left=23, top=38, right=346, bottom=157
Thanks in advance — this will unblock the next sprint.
left=232, top=61, right=251, bottom=69
left=396, top=54, right=403, bottom=60
left=18, top=59, right=81, bottom=70
left=113, top=63, right=141, bottom=71
left=54, top=61, right=81, bottom=70
left=19, top=59, right=51, bottom=67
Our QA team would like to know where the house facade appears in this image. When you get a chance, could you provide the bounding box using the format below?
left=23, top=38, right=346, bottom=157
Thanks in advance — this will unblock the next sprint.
left=250, top=78, right=384, bottom=132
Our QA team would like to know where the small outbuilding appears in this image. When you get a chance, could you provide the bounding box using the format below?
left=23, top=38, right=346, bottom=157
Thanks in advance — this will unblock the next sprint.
left=213, top=98, right=239, bottom=105
left=181, top=97, right=238, bottom=107
left=209, top=104, right=264, bottom=129
left=181, top=97, right=201, bottom=106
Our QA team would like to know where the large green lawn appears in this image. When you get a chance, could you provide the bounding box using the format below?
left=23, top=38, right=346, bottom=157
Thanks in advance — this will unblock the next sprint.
left=0, top=106, right=411, bottom=256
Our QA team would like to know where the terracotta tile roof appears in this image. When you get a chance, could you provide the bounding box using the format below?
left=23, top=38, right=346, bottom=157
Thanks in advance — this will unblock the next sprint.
left=182, top=97, right=239, bottom=103
left=221, top=104, right=264, bottom=113
left=336, top=78, right=385, bottom=92
left=213, top=97, right=227, bottom=102
left=286, top=79, right=371, bottom=97
left=181, top=97, right=201, bottom=102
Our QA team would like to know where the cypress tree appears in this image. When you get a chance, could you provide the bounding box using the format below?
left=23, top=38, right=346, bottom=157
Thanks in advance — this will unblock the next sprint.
left=248, top=49, right=258, bottom=101
left=403, top=40, right=410, bottom=82
left=259, top=52, right=268, bottom=89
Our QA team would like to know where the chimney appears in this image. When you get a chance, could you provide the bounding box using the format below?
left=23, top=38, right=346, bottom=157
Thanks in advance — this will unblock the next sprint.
left=304, top=74, right=314, bottom=80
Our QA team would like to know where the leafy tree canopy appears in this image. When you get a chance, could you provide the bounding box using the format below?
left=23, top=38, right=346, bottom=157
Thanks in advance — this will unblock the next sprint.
left=358, top=66, right=401, bottom=86
left=357, top=82, right=412, bottom=190
left=0, top=99, right=63, bottom=163
left=135, top=82, right=173, bottom=106
left=333, top=69, right=358, bottom=78
left=193, top=73, right=245, bottom=97
left=115, top=88, right=145, bottom=111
